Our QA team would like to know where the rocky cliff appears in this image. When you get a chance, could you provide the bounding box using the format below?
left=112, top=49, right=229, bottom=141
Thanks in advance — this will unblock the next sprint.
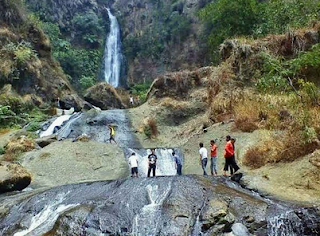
left=0, top=0, right=82, bottom=110
left=26, top=0, right=213, bottom=86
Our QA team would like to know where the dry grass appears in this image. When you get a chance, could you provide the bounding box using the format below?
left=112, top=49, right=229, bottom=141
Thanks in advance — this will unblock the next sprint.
left=140, top=117, right=159, bottom=139
left=243, top=130, right=320, bottom=169
left=147, top=118, right=158, bottom=138
left=4, top=136, right=35, bottom=161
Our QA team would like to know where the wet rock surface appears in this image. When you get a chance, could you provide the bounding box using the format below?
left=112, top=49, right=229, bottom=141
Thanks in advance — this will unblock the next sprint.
left=0, top=176, right=319, bottom=236
left=0, top=162, right=31, bottom=193
left=57, top=109, right=141, bottom=148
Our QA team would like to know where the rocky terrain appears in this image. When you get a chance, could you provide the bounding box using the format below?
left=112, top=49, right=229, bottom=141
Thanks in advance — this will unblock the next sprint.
left=1, top=176, right=320, bottom=236
left=26, top=0, right=213, bottom=85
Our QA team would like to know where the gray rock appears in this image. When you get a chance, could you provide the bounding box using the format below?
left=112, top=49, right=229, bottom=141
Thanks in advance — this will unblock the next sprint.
left=0, top=162, right=31, bottom=193
left=232, top=223, right=250, bottom=236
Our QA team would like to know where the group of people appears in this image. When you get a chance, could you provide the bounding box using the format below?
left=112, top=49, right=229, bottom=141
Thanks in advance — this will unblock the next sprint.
left=199, top=135, right=240, bottom=176
left=110, top=122, right=239, bottom=177
left=128, top=149, right=183, bottom=178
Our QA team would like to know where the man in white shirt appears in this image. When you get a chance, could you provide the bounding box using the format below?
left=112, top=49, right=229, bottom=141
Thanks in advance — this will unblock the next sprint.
left=199, top=142, right=208, bottom=175
left=128, top=153, right=138, bottom=178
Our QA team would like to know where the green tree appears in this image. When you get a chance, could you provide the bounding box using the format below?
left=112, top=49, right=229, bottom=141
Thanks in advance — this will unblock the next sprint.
left=255, top=0, right=320, bottom=36
left=199, top=0, right=259, bottom=58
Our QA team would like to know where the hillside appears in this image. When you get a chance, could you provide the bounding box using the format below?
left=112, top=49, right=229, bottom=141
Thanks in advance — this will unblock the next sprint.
left=25, top=0, right=213, bottom=88
left=126, top=23, right=320, bottom=202
left=0, top=0, right=82, bottom=129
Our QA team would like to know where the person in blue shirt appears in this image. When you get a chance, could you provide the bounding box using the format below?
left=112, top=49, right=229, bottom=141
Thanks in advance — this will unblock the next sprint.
left=173, top=151, right=182, bottom=175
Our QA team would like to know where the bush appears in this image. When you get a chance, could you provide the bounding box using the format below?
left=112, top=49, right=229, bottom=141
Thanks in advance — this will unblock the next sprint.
left=243, top=128, right=319, bottom=169
left=2, top=41, right=38, bottom=65
left=199, top=0, right=259, bottom=57
left=0, top=146, right=5, bottom=155
left=80, top=76, right=96, bottom=90
left=130, top=82, right=152, bottom=103
left=255, top=0, right=320, bottom=36
left=26, top=121, right=41, bottom=132
left=144, top=118, right=158, bottom=138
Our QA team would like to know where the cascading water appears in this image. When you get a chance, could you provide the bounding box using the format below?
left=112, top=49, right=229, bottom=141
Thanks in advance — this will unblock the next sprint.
left=126, top=148, right=182, bottom=177
left=13, top=192, right=78, bottom=236
left=103, top=8, right=123, bottom=88
left=39, top=114, right=72, bottom=138
left=132, top=182, right=172, bottom=236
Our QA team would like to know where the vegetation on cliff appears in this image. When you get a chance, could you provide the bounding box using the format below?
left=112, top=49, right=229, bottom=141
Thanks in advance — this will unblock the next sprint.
left=199, top=0, right=320, bottom=60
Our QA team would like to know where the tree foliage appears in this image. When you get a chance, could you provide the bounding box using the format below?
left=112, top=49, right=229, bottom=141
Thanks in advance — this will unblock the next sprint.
left=199, top=0, right=320, bottom=59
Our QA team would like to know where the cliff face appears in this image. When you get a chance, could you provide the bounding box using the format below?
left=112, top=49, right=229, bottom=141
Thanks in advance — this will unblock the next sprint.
left=112, top=0, right=212, bottom=84
left=26, top=0, right=213, bottom=86
left=0, top=0, right=82, bottom=109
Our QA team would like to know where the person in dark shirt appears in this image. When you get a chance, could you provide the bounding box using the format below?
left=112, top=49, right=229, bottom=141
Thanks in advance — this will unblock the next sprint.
left=173, top=151, right=182, bottom=175
left=147, top=149, right=157, bottom=177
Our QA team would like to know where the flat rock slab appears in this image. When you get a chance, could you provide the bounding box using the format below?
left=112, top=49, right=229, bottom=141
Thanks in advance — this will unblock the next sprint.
left=22, top=140, right=129, bottom=187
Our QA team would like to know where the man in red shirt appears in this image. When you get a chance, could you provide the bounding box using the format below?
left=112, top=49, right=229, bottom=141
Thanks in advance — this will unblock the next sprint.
left=210, top=140, right=218, bottom=176
left=223, top=135, right=239, bottom=176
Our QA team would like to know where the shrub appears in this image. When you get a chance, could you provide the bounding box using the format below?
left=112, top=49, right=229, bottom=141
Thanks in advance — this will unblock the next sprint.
left=4, top=136, right=35, bottom=161
left=198, top=0, right=259, bottom=57
left=26, top=122, right=41, bottom=132
left=0, top=146, right=5, bottom=155
left=243, top=129, right=319, bottom=169
left=144, top=118, right=158, bottom=138
left=80, top=76, right=96, bottom=90
left=2, top=41, right=38, bottom=65
left=255, top=0, right=320, bottom=36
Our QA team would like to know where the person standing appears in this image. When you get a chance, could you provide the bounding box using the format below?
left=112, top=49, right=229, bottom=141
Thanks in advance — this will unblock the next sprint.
left=230, top=138, right=240, bottom=175
left=147, top=149, right=157, bottom=177
left=199, top=143, right=208, bottom=175
left=173, top=151, right=182, bottom=175
left=223, top=135, right=233, bottom=176
left=129, top=95, right=134, bottom=107
left=108, top=125, right=117, bottom=144
left=128, top=153, right=139, bottom=178
left=210, top=140, right=218, bottom=176
left=57, top=97, right=61, bottom=109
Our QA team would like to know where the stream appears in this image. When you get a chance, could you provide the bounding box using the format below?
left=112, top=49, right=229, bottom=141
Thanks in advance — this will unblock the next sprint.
left=1, top=110, right=319, bottom=235
left=0, top=176, right=319, bottom=236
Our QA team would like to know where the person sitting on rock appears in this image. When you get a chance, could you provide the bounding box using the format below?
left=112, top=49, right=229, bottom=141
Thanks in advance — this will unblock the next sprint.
left=108, top=125, right=117, bottom=144
left=128, top=153, right=139, bottom=178
left=147, top=149, right=157, bottom=177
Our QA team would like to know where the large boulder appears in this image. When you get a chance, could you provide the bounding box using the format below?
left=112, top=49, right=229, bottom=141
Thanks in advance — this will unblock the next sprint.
left=0, top=162, right=31, bottom=193
left=84, top=83, right=126, bottom=110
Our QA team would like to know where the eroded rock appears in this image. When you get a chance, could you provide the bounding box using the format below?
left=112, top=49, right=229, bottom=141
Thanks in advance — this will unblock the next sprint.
left=0, top=162, right=31, bottom=193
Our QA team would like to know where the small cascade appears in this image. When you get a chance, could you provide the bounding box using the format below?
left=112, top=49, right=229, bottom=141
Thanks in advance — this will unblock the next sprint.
left=132, top=182, right=172, bottom=236
left=267, top=209, right=319, bottom=236
left=103, top=8, right=123, bottom=88
left=14, top=192, right=78, bottom=236
left=56, top=113, right=83, bottom=140
left=39, top=114, right=72, bottom=138
left=126, top=148, right=182, bottom=177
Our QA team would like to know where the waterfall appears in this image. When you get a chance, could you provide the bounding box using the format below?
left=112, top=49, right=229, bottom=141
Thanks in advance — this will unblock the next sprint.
left=13, top=192, right=78, bottom=236
left=39, top=114, right=72, bottom=138
left=132, top=182, right=172, bottom=236
left=126, top=148, right=183, bottom=177
left=103, top=8, right=122, bottom=88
